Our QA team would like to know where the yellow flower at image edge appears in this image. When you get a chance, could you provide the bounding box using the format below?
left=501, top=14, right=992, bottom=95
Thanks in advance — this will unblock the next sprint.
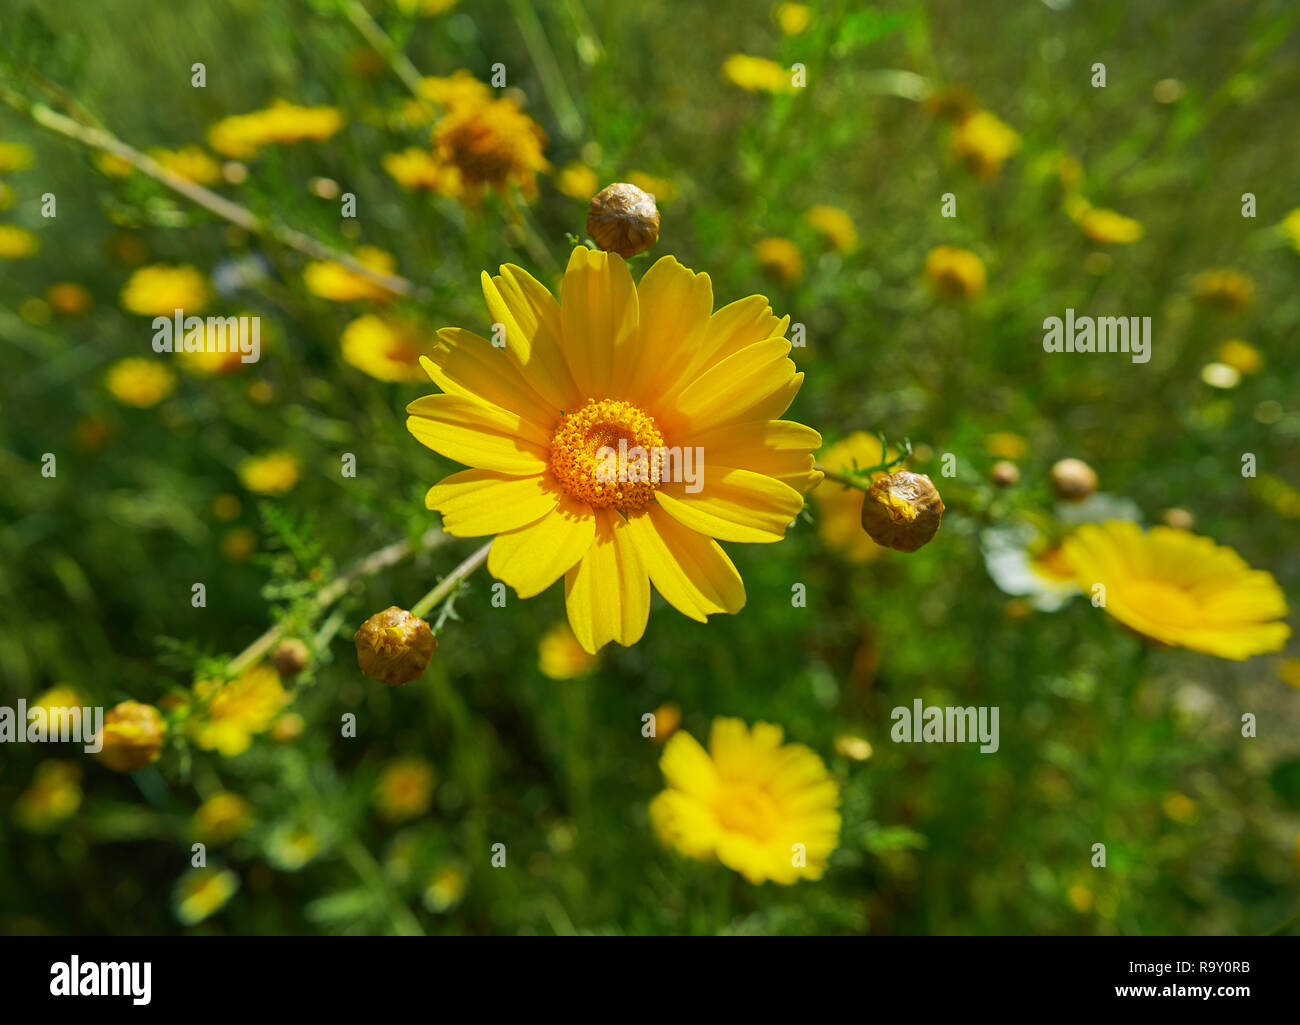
left=95, top=700, right=167, bottom=772
left=951, top=110, right=1020, bottom=179
left=191, top=664, right=291, bottom=756
left=409, top=246, right=822, bottom=654
left=174, top=867, right=239, bottom=925
left=341, top=314, right=439, bottom=382
left=238, top=450, right=301, bottom=495
left=375, top=758, right=437, bottom=821
left=650, top=718, right=840, bottom=884
left=1062, top=521, right=1290, bottom=659
left=105, top=358, right=177, bottom=408
left=0, top=225, right=39, bottom=259
left=120, top=263, right=211, bottom=315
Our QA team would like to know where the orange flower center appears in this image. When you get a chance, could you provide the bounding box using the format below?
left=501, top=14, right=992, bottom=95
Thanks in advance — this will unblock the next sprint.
left=549, top=398, right=665, bottom=511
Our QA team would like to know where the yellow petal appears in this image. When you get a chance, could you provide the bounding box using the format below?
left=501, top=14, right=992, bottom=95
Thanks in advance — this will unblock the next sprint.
left=665, top=338, right=796, bottom=436
left=487, top=493, right=596, bottom=598
left=625, top=504, right=745, bottom=621
left=687, top=296, right=788, bottom=380
left=690, top=419, right=824, bottom=493
left=481, top=265, right=581, bottom=411
left=424, top=331, right=558, bottom=432
left=563, top=508, right=649, bottom=652
left=425, top=468, right=557, bottom=537
left=658, top=730, right=721, bottom=799
left=406, top=393, right=549, bottom=474
left=560, top=246, right=638, bottom=399
left=656, top=467, right=803, bottom=543
left=629, top=256, right=714, bottom=405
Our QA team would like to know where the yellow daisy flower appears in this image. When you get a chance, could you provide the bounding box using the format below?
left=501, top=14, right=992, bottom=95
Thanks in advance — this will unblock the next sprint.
left=1216, top=339, right=1262, bottom=375
left=148, top=145, right=222, bottom=185
left=374, top=757, right=437, bottom=822
left=303, top=246, right=400, bottom=303
left=432, top=93, right=550, bottom=198
left=754, top=236, right=804, bottom=284
left=383, top=147, right=463, bottom=195
left=925, top=245, right=986, bottom=300
left=951, top=110, right=1020, bottom=180
left=238, top=451, right=301, bottom=495
left=174, top=867, right=239, bottom=925
left=1061, top=521, right=1290, bottom=659
left=1192, top=268, right=1254, bottom=313
left=207, top=100, right=344, bottom=159
left=555, top=161, right=600, bottom=202
left=95, top=700, right=167, bottom=773
left=538, top=621, right=598, bottom=678
left=120, top=264, right=211, bottom=315
left=410, top=247, right=821, bottom=653
left=341, top=314, right=439, bottom=382
left=722, top=54, right=794, bottom=94
left=650, top=718, right=841, bottom=884
left=105, top=357, right=177, bottom=408
left=804, top=204, right=858, bottom=254
left=193, top=792, right=254, bottom=845
left=0, top=141, right=35, bottom=172
left=0, top=224, right=39, bottom=260
left=14, top=761, right=83, bottom=833
left=774, top=3, right=812, bottom=35
left=1078, top=206, right=1144, bottom=244
left=191, top=663, right=291, bottom=756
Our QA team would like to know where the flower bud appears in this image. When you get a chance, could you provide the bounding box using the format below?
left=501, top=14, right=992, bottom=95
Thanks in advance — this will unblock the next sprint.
left=587, top=183, right=660, bottom=258
left=96, top=701, right=166, bottom=772
left=860, top=471, right=945, bottom=553
left=1050, top=458, right=1098, bottom=501
left=272, top=638, right=310, bottom=678
left=354, top=606, right=437, bottom=686
left=990, top=460, right=1020, bottom=487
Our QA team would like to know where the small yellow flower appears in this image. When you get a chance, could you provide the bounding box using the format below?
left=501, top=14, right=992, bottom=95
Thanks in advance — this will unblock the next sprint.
left=191, top=664, right=291, bottom=756
left=1067, top=884, right=1093, bottom=913
left=951, top=110, right=1020, bottom=180
left=266, top=824, right=319, bottom=870
left=1062, top=521, right=1290, bottom=659
left=31, top=686, right=85, bottom=715
left=105, top=358, right=177, bottom=408
left=755, top=236, right=803, bottom=284
left=375, top=757, right=437, bottom=822
left=408, top=71, right=493, bottom=120
left=925, top=245, right=986, bottom=300
left=148, top=145, right=222, bottom=185
left=813, top=432, right=897, bottom=563
left=538, top=621, right=598, bottom=679
left=805, top=204, right=858, bottom=253
left=1192, top=268, right=1254, bottom=313
left=208, top=100, right=344, bottom=159
left=238, top=450, right=301, bottom=495
left=96, top=700, right=167, bottom=773
left=986, top=432, right=1028, bottom=460
left=174, top=867, right=239, bottom=925
left=650, top=702, right=681, bottom=742
left=722, top=54, right=794, bottom=94
left=193, top=792, right=254, bottom=845
left=1078, top=207, right=1143, bottom=244
left=423, top=864, right=468, bottom=912
left=773, top=2, right=811, bottom=35
left=341, top=314, right=441, bottom=382
left=383, top=147, right=463, bottom=195
left=46, top=282, right=93, bottom=317
left=650, top=718, right=841, bottom=884
left=0, top=225, right=39, bottom=259
left=1279, top=208, right=1300, bottom=253
left=271, top=712, right=305, bottom=741
left=1216, top=339, right=1262, bottom=375
left=1162, top=792, right=1196, bottom=823
left=0, top=141, right=34, bottom=172
left=14, top=761, right=82, bottom=833
left=432, top=92, right=550, bottom=198
left=303, top=246, right=400, bottom=303
left=555, top=161, right=599, bottom=201
left=221, top=527, right=257, bottom=562
left=94, top=152, right=135, bottom=178
left=120, top=264, right=211, bottom=315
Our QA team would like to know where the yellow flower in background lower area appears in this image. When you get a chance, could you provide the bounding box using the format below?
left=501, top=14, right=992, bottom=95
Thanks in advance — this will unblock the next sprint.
left=1192, top=268, right=1254, bottom=313
left=191, top=664, right=291, bottom=756
left=238, top=450, right=301, bottom=495
left=723, top=54, right=794, bottom=94
left=650, top=718, right=840, bottom=884
left=147, top=145, right=222, bottom=185
left=555, top=161, right=600, bottom=201
left=410, top=247, right=821, bottom=653
left=0, top=225, right=39, bottom=259
left=925, top=245, right=986, bottom=300
left=174, top=867, right=239, bottom=925
left=805, top=205, right=858, bottom=254
left=951, top=110, right=1020, bottom=180
left=304, top=246, right=400, bottom=303
left=14, top=761, right=83, bottom=833
left=105, top=358, right=177, bottom=408
left=1216, top=339, right=1262, bottom=375
left=375, top=757, right=437, bottom=822
left=1062, top=521, right=1290, bottom=659
left=812, top=432, right=897, bottom=563
left=96, top=700, right=167, bottom=772
left=120, top=264, right=211, bottom=315
left=538, top=621, right=598, bottom=679
left=208, top=100, right=344, bottom=159
left=1078, top=206, right=1144, bottom=244
left=383, top=147, right=464, bottom=196
left=193, top=792, right=254, bottom=845
left=0, top=141, right=35, bottom=172
left=754, top=236, right=804, bottom=284
left=341, top=314, right=440, bottom=382
left=432, top=92, right=550, bottom=198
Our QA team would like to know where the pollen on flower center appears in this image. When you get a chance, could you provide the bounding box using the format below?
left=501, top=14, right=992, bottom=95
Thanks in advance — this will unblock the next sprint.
left=549, top=398, right=665, bottom=511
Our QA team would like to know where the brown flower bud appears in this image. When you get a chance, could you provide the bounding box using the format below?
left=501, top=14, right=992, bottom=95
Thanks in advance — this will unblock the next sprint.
left=96, top=701, right=167, bottom=773
left=272, top=638, right=310, bottom=678
left=354, top=606, right=437, bottom=686
left=1050, top=458, right=1098, bottom=501
left=587, top=183, right=660, bottom=258
left=860, top=471, right=945, bottom=553
left=990, top=460, right=1020, bottom=487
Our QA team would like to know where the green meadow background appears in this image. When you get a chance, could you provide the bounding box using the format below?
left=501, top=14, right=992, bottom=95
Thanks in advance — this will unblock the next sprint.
left=1, top=0, right=1298, bottom=935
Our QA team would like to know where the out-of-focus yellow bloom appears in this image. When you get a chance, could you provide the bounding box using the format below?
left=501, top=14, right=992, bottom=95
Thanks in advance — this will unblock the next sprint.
left=96, top=700, right=166, bottom=773
left=1279, top=208, right=1300, bottom=253
left=0, top=141, right=35, bottom=172
left=208, top=100, right=344, bottom=159
left=191, top=664, right=291, bottom=756
left=834, top=734, right=873, bottom=761
left=271, top=712, right=305, bottom=741
left=555, top=161, right=600, bottom=201
left=382, top=148, right=463, bottom=195
left=432, top=92, right=550, bottom=198
left=303, top=246, right=400, bottom=303
left=105, top=358, right=177, bottom=408
left=986, top=432, right=1028, bottom=460
left=1078, top=206, right=1144, bottom=244
left=650, top=718, right=841, bottom=884
left=925, top=85, right=977, bottom=123
left=755, top=236, right=803, bottom=284
left=1062, top=521, right=1290, bottom=659
left=723, top=54, right=794, bottom=93
left=220, top=527, right=257, bottom=562
left=94, top=152, right=134, bottom=177
left=174, top=867, right=238, bottom=925
left=1192, top=268, right=1254, bottom=313
left=237, top=450, right=301, bottom=495
left=805, top=204, right=858, bottom=253
left=651, top=702, right=682, bottom=742
left=30, top=686, right=85, bottom=715
left=341, top=314, right=439, bottom=382
left=266, top=824, right=319, bottom=870
left=1278, top=658, right=1300, bottom=689
left=1216, top=339, right=1262, bottom=375
left=403, top=71, right=493, bottom=124
left=14, top=761, right=82, bottom=833
left=193, top=792, right=254, bottom=845
left=120, top=264, right=211, bottom=315
left=538, top=621, right=598, bottom=679
left=925, top=245, right=986, bottom=300
left=625, top=171, right=677, bottom=205
left=0, top=225, right=39, bottom=259
left=46, top=282, right=93, bottom=317
left=951, top=110, right=1020, bottom=180
left=423, top=864, right=467, bottom=912
left=813, top=432, right=897, bottom=563
left=375, top=757, right=437, bottom=822
left=1068, top=884, right=1093, bottom=913
left=177, top=319, right=256, bottom=376
left=774, top=2, right=811, bottom=35
left=1162, top=792, right=1196, bottom=823
left=394, top=0, right=458, bottom=14
left=147, top=145, right=222, bottom=185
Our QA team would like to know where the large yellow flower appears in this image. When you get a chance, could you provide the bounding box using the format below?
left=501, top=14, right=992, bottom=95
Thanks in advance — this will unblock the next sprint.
left=650, top=718, right=841, bottom=884
left=408, top=247, right=821, bottom=653
left=1062, top=521, right=1289, bottom=659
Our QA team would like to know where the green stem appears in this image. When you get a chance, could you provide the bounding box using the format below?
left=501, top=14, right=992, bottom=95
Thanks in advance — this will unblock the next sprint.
left=410, top=541, right=493, bottom=620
